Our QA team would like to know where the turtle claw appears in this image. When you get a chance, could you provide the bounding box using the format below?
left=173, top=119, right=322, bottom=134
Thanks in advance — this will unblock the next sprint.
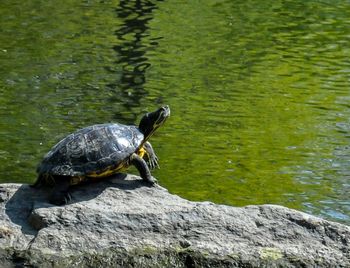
left=64, top=193, right=72, bottom=204
left=49, top=192, right=72, bottom=206
left=148, top=155, right=159, bottom=170
left=146, top=176, right=158, bottom=186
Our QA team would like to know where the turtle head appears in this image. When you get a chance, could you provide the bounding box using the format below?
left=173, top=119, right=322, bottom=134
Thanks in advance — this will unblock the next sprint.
left=139, top=105, right=170, bottom=140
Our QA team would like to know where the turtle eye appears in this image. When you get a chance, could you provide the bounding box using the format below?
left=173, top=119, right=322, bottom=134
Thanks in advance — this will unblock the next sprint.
left=154, top=112, right=165, bottom=127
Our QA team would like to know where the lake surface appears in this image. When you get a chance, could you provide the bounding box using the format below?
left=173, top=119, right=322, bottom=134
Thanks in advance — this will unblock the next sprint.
left=0, top=0, right=349, bottom=224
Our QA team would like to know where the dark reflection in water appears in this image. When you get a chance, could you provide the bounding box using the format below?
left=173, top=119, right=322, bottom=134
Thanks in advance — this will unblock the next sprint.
left=107, top=0, right=163, bottom=123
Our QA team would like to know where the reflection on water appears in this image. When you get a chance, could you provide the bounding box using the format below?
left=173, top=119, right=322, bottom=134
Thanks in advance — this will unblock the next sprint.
left=108, top=0, right=163, bottom=122
left=0, top=0, right=349, bottom=224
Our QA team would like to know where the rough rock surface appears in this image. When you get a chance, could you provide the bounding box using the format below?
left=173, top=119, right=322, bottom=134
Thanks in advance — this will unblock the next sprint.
left=0, top=174, right=349, bottom=268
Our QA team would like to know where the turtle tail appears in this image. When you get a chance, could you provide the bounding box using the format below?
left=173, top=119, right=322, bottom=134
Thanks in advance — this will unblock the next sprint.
left=31, top=174, right=46, bottom=188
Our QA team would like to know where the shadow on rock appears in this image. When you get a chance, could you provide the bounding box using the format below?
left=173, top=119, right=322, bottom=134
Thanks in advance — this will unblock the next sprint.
left=4, top=184, right=47, bottom=236
left=66, top=173, right=148, bottom=204
left=5, top=173, right=146, bottom=234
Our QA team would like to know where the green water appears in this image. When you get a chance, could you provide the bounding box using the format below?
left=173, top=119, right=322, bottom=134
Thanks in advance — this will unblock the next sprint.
left=0, top=0, right=349, bottom=224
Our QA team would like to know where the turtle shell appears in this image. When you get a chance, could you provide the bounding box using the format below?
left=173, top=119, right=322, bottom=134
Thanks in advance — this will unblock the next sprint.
left=37, top=123, right=144, bottom=177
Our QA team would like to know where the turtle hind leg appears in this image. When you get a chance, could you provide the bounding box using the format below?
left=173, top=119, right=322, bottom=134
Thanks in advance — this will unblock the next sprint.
left=49, top=176, right=72, bottom=205
left=130, top=153, right=157, bottom=185
left=30, top=173, right=47, bottom=188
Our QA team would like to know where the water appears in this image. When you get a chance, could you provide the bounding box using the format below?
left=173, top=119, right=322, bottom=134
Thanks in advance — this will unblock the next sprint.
left=0, top=0, right=349, bottom=224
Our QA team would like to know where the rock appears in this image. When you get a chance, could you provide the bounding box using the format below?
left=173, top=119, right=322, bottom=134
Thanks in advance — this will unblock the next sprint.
left=0, top=174, right=349, bottom=267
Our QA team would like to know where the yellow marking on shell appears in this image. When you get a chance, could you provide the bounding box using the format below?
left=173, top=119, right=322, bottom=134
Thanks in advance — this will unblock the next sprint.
left=83, top=146, right=147, bottom=180
left=86, top=162, right=127, bottom=179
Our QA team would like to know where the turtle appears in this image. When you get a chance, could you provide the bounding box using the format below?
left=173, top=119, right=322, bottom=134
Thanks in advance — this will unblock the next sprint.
left=33, top=105, right=170, bottom=205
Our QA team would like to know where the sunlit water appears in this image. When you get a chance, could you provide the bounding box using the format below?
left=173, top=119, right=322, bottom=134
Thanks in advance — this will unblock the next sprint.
left=0, top=0, right=349, bottom=224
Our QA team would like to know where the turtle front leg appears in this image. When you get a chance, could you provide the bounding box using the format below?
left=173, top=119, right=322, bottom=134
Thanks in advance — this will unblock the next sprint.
left=49, top=176, right=72, bottom=205
left=130, top=153, right=157, bottom=185
left=143, top=141, right=159, bottom=170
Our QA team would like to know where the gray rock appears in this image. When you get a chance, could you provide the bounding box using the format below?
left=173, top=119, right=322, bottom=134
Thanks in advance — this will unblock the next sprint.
left=0, top=174, right=349, bottom=267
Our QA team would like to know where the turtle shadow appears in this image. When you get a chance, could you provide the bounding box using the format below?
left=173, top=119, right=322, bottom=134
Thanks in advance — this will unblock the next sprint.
left=4, top=184, right=47, bottom=236
left=5, top=173, right=150, bottom=235
left=67, top=173, right=150, bottom=204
